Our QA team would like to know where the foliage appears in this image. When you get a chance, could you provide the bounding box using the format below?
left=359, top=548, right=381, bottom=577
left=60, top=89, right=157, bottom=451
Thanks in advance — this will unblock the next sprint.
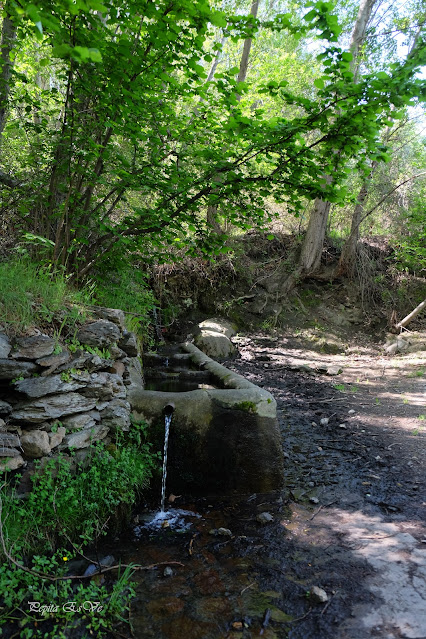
left=2, top=438, right=156, bottom=553
left=0, top=552, right=136, bottom=638
left=1, top=0, right=425, bottom=280
left=93, top=261, right=157, bottom=344
left=0, top=420, right=157, bottom=637
left=0, top=257, right=92, bottom=330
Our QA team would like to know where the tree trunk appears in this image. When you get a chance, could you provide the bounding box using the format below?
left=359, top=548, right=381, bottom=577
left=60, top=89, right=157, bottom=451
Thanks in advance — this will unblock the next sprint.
left=207, top=0, right=259, bottom=231
left=292, top=0, right=378, bottom=287
left=0, top=4, right=17, bottom=141
left=337, top=160, right=377, bottom=277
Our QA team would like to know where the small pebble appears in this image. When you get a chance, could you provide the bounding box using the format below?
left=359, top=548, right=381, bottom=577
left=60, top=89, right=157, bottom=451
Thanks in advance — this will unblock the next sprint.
left=320, top=418, right=329, bottom=426
left=256, top=512, right=274, bottom=524
left=309, top=586, right=329, bottom=603
left=217, top=527, right=232, bottom=537
left=309, top=497, right=320, bottom=504
left=339, top=423, right=347, bottom=429
left=311, top=422, right=318, bottom=427
left=348, top=409, right=356, bottom=415
left=163, top=566, right=173, bottom=577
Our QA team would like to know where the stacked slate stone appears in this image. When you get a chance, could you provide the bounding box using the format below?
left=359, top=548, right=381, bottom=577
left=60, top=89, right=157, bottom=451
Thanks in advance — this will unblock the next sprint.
left=0, top=308, right=143, bottom=473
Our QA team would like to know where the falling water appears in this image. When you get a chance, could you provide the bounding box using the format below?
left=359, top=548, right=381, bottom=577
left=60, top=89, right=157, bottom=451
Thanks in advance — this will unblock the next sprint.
left=160, top=413, right=172, bottom=513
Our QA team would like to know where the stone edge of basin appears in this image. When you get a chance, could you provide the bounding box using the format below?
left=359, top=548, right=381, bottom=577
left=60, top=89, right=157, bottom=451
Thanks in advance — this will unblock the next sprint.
left=182, top=342, right=276, bottom=420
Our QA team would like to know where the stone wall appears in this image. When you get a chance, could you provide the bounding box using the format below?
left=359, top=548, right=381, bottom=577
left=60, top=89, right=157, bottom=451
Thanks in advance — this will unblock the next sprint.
left=0, top=309, right=143, bottom=475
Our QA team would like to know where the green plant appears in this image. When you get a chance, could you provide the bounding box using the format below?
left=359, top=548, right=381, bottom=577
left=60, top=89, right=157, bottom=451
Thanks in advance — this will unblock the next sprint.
left=0, top=548, right=136, bottom=638
left=0, top=258, right=92, bottom=330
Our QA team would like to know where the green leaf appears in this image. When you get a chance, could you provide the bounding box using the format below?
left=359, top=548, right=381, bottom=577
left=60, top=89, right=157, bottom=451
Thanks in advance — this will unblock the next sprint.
left=314, top=78, right=324, bottom=89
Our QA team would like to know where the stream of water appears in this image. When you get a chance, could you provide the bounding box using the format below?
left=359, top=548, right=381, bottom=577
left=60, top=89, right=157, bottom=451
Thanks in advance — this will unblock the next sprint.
left=161, top=413, right=172, bottom=513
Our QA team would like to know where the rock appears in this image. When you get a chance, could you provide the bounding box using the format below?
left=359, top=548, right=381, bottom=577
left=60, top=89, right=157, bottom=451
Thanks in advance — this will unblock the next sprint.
left=0, top=455, right=25, bottom=472
left=109, top=345, right=127, bottom=360
left=193, top=318, right=238, bottom=360
left=20, top=430, right=51, bottom=458
left=198, top=318, right=237, bottom=339
left=76, top=320, right=121, bottom=349
left=118, top=331, right=138, bottom=357
left=93, top=307, right=126, bottom=329
left=339, top=423, right=347, bottom=429
left=60, top=424, right=109, bottom=450
left=320, top=418, right=329, bottom=426
left=396, top=337, right=409, bottom=351
left=385, top=342, right=398, bottom=355
left=309, top=586, right=329, bottom=604
left=217, top=527, right=232, bottom=537
left=99, top=399, right=131, bottom=431
left=14, top=374, right=86, bottom=398
left=256, top=512, right=274, bottom=524
left=37, top=350, right=71, bottom=374
left=125, top=357, right=144, bottom=397
left=79, top=372, right=126, bottom=400
left=11, top=335, right=56, bottom=360
left=0, top=447, right=21, bottom=457
left=326, top=365, right=342, bottom=376
left=11, top=393, right=97, bottom=423
left=309, top=497, right=320, bottom=504
left=0, top=334, right=11, bottom=358
left=48, top=426, right=66, bottom=449
left=110, top=361, right=125, bottom=377
left=0, top=400, right=12, bottom=415
left=163, top=566, right=173, bottom=577
left=62, top=412, right=100, bottom=430
left=0, top=432, right=20, bottom=448
left=0, top=359, right=39, bottom=380
left=58, top=352, right=110, bottom=373
left=194, top=331, right=237, bottom=360
left=348, top=409, right=356, bottom=415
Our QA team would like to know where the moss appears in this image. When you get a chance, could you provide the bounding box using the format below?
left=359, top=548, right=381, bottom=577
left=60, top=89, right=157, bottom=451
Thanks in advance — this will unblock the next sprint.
left=235, top=400, right=257, bottom=413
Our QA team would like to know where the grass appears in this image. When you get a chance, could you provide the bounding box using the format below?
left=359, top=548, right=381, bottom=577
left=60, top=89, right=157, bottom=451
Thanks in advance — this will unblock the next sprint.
left=334, top=384, right=358, bottom=393
left=0, top=258, right=93, bottom=331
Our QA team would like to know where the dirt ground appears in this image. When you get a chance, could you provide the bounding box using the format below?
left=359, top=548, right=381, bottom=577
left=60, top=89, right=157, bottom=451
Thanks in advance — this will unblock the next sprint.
left=223, top=325, right=426, bottom=639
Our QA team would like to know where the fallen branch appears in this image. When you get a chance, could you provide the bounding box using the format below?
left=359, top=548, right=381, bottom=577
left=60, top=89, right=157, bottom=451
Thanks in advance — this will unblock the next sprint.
left=395, top=298, right=426, bottom=330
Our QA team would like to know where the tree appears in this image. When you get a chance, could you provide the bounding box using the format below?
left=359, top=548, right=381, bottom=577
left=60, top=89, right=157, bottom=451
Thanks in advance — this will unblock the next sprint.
left=0, top=0, right=425, bottom=282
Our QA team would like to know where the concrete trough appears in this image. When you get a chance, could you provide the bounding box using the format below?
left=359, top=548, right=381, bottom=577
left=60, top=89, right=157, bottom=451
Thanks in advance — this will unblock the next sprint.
left=129, top=342, right=284, bottom=494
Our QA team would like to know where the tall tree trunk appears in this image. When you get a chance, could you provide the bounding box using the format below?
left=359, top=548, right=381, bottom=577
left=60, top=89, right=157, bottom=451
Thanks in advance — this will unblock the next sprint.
left=206, top=0, right=259, bottom=231
left=0, top=4, right=16, bottom=147
left=295, top=0, right=378, bottom=283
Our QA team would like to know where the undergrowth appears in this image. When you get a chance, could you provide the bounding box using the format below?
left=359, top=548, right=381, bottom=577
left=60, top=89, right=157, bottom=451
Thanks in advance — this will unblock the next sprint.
left=0, top=258, right=93, bottom=332
left=0, top=421, right=159, bottom=638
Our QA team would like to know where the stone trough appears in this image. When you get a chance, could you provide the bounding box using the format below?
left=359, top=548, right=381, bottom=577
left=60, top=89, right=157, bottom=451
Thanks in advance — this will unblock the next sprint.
left=129, top=342, right=284, bottom=494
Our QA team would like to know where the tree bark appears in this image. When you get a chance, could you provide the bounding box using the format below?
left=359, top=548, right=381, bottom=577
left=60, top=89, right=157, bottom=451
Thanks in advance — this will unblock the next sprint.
left=0, top=4, right=16, bottom=140
left=395, top=299, right=426, bottom=329
left=293, top=0, right=378, bottom=286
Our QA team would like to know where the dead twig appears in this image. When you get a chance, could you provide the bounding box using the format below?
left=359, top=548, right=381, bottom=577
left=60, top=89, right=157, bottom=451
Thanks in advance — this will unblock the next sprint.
left=321, top=590, right=339, bottom=616
left=309, top=501, right=337, bottom=520
left=240, top=582, right=256, bottom=595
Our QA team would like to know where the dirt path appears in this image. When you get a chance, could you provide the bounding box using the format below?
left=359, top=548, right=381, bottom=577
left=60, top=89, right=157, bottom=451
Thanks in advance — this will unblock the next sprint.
left=226, top=331, right=426, bottom=639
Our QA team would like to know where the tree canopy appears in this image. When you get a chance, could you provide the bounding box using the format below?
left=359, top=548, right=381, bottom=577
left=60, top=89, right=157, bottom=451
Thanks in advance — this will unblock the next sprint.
left=0, top=0, right=425, bottom=279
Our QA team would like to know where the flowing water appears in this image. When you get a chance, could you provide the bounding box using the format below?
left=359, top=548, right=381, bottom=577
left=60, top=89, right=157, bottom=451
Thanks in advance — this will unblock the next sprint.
left=160, top=413, right=172, bottom=513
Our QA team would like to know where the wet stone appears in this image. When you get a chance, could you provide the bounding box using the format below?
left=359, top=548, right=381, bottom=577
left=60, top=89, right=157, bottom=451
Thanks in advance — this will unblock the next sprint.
left=192, top=569, right=225, bottom=595
left=192, top=596, right=232, bottom=622
left=0, top=401, right=12, bottom=415
left=146, top=596, right=185, bottom=620
left=161, top=616, right=216, bottom=639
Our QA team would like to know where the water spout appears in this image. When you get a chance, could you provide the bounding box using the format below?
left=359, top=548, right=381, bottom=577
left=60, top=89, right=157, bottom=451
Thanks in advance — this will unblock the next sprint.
left=160, top=403, right=175, bottom=512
